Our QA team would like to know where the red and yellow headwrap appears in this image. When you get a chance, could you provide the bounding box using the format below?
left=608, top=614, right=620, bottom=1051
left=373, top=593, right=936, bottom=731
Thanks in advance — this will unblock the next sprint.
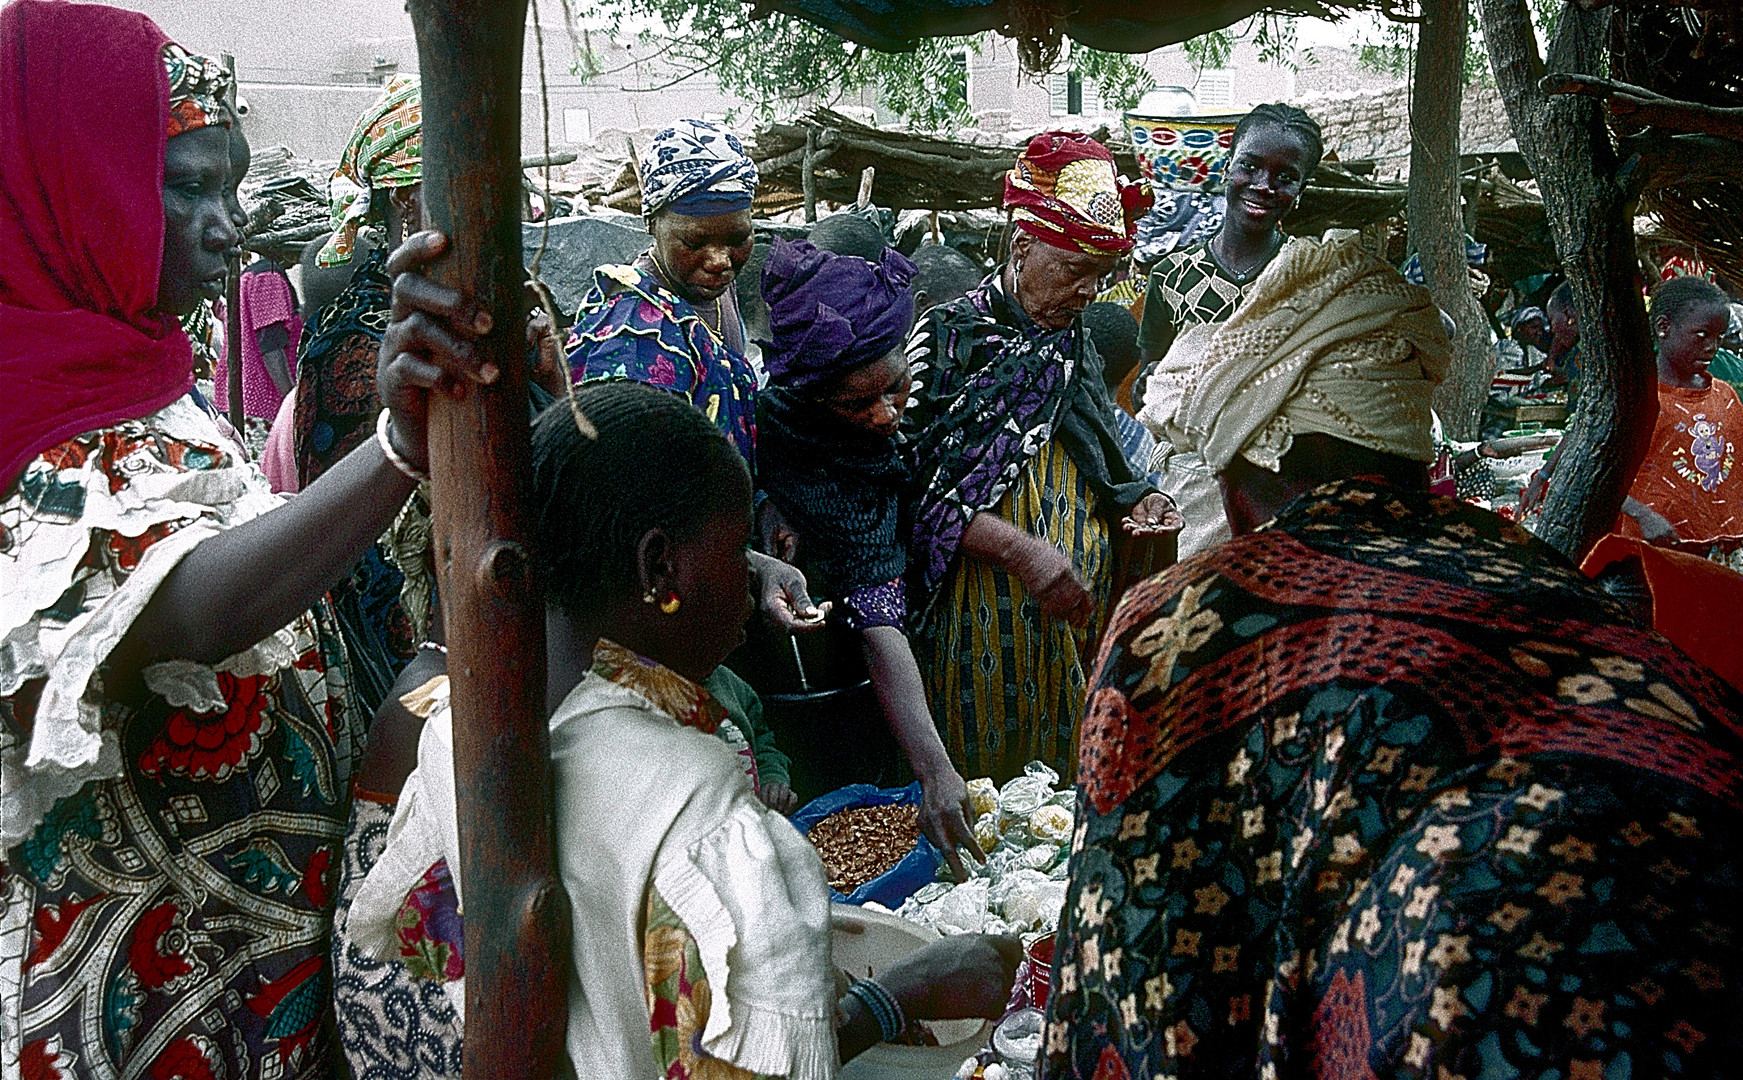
left=1004, top=131, right=1150, bottom=256
left=162, top=42, right=232, bottom=138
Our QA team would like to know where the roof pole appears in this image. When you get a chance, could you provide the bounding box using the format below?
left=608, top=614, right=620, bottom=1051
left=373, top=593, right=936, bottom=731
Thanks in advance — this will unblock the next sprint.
left=405, top=0, right=572, bottom=1073
left=222, top=53, right=244, bottom=435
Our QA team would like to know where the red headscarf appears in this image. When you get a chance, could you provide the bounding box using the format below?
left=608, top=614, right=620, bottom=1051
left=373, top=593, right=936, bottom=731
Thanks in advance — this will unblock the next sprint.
left=1003, top=131, right=1150, bottom=256
left=0, top=0, right=195, bottom=490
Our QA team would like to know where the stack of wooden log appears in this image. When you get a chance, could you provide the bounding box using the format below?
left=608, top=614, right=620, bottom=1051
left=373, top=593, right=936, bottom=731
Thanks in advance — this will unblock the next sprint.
left=239, top=147, right=334, bottom=265
left=746, top=108, right=1554, bottom=283
left=751, top=108, right=1024, bottom=212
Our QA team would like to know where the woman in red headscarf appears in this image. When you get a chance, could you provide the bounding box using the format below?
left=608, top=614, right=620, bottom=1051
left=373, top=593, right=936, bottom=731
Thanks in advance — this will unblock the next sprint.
left=0, top=3, right=492, bottom=1073
left=903, top=132, right=1181, bottom=784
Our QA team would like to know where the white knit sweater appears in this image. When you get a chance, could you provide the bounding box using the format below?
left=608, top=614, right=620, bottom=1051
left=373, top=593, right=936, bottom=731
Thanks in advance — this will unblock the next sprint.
left=347, top=671, right=839, bottom=1080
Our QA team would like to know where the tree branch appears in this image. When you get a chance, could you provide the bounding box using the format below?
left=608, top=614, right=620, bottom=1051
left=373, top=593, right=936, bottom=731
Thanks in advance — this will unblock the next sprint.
left=622, top=58, right=722, bottom=92
left=1628, top=132, right=1743, bottom=191
left=1543, top=73, right=1743, bottom=141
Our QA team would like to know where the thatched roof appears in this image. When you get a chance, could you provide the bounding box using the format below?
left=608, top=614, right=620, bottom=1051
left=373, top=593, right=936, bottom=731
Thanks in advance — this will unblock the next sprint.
left=1304, top=81, right=1519, bottom=178
left=1612, top=2, right=1743, bottom=286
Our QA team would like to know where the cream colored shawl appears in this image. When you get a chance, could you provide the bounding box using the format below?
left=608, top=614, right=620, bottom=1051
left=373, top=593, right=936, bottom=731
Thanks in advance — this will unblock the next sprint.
left=1144, top=231, right=1451, bottom=474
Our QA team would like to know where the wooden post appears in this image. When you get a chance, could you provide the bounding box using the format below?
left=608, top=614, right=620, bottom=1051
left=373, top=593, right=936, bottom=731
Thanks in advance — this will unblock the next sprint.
left=405, top=1, right=571, bottom=1075
left=1407, top=0, right=1491, bottom=440
left=1479, top=0, right=1654, bottom=559
left=803, top=127, right=818, bottom=222
left=223, top=53, right=244, bottom=435
left=224, top=259, right=243, bottom=432
left=855, top=165, right=876, bottom=209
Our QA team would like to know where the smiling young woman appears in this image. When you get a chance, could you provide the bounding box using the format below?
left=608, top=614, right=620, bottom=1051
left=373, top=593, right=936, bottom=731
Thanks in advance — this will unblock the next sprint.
left=1137, top=104, right=1324, bottom=365
left=1133, top=102, right=1325, bottom=557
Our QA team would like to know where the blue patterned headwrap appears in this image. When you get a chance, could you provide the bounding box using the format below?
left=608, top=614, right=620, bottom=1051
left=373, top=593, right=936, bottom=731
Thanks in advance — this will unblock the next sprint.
left=640, top=120, right=759, bottom=220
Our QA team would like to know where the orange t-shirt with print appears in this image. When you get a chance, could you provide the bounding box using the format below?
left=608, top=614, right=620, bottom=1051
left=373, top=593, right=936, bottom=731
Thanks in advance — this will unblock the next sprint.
left=1617, top=378, right=1743, bottom=549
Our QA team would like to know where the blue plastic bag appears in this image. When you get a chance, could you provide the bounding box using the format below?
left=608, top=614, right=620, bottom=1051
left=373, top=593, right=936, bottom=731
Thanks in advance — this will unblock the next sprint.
left=791, top=782, right=943, bottom=908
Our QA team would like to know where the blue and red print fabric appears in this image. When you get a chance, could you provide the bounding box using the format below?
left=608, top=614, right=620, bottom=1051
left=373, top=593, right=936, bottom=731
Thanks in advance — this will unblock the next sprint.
left=1044, top=480, right=1743, bottom=1080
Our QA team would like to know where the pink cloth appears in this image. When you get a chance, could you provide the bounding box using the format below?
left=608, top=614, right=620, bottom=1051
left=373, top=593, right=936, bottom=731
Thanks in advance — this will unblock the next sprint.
left=0, top=1, right=195, bottom=489
left=214, top=265, right=302, bottom=419
left=259, top=388, right=300, bottom=493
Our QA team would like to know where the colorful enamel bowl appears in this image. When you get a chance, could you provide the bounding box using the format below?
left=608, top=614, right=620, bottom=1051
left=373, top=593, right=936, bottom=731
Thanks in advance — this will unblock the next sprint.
left=1124, top=112, right=1244, bottom=192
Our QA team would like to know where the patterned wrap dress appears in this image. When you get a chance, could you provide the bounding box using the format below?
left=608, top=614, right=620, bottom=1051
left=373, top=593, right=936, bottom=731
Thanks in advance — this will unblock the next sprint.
left=1042, top=478, right=1743, bottom=1080
left=905, top=276, right=1156, bottom=784
left=2, top=397, right=364, bottom=1080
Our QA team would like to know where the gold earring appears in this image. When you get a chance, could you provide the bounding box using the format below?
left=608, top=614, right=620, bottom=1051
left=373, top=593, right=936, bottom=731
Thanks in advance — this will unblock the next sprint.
left=659, top=592, right=682, bottom=616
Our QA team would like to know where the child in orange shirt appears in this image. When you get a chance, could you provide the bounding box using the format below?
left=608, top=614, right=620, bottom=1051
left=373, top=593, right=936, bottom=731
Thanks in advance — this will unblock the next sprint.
left=1619, top=276, right=1743, bottom=561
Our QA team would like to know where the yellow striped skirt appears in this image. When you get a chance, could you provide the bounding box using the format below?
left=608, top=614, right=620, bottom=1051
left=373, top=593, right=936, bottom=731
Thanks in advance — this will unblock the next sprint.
left=916, top=438, right=1112, bottom=784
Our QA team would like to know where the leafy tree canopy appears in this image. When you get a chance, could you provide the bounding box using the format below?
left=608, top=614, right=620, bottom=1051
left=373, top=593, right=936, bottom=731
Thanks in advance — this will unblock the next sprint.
left=559, top=0, right=1157, bottom=129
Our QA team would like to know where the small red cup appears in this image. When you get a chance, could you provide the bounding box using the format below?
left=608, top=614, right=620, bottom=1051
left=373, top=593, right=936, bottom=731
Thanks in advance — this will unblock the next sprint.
left=1026, top=933, right=1056, bottom=1010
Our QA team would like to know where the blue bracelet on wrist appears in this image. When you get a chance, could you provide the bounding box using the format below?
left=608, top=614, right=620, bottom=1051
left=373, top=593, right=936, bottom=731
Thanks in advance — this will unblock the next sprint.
left=847, top=978, right=906, bottom=1043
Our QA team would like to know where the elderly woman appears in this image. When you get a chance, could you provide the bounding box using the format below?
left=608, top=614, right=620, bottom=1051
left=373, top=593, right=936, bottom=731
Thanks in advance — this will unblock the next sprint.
left=566, top=119, right=821, bottom=630
left=905, top=132, right=1179, bottom=785
left=1, top=4, right=494, bottom=1071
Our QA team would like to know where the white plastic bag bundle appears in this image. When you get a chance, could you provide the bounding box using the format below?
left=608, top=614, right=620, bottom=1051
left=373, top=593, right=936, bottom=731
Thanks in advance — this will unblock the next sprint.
left=903, top=761, right=1074, bottom=937
left=1003, top=879, right=1067, bottom=932
left=928, top=879, right=989, bottom=935
left=1027, top=804, right=1072, bottom=843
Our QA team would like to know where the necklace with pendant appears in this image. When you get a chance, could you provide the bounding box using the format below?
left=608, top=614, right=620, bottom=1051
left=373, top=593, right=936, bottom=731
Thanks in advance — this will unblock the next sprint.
left=1215, top=229, right=1282, bottom=279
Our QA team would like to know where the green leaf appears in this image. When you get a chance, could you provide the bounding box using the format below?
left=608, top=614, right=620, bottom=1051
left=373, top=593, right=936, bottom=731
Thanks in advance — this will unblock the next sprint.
left=277, top=709, right=337, bottom=804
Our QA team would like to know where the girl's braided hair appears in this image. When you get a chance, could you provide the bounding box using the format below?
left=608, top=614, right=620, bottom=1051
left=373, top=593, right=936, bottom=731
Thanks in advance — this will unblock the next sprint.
left=1231, top=103, right=1325, bottom=179
left=1649, top=274, right=1730, bottom=330
left=530, top=381, right=749, bottom=621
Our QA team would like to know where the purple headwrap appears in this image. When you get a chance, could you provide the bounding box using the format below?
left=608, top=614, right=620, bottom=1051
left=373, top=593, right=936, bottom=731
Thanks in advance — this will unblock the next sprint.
left=761, top=239, right=917, bottom=390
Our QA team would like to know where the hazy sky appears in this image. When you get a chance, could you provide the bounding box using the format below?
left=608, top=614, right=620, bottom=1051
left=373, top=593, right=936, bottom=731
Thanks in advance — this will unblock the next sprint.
left=1294, top=11, right=1392, bottom=48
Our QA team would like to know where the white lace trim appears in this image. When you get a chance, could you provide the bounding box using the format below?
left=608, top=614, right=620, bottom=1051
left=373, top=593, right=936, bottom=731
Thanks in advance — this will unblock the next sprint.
left=1, top=397, right=288, bottom=848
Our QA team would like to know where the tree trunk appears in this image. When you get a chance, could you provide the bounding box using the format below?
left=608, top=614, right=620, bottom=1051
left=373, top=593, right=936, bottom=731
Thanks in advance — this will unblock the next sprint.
left=1478, top=0, right=1655, bottom=560
left=407, top=0, right=572, bottom=1074
left=1408, top=0, right=1492, bottom=440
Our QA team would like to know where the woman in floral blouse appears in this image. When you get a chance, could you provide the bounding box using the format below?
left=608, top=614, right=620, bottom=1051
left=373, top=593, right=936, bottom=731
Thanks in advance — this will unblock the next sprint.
left=563, top=119, right=823, bottom=638
left=1, top=4, right=501, bottom=1076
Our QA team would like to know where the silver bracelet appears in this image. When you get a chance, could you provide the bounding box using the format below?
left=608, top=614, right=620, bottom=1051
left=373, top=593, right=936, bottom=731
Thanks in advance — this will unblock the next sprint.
left=376, top=410, right=428, bottom=482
